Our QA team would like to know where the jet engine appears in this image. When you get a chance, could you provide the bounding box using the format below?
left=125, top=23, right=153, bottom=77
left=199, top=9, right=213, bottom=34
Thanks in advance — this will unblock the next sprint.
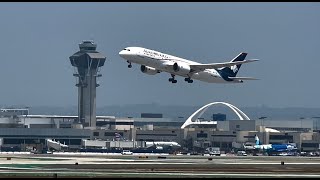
left=173, top=62, right=191, bottom=74
left=140, top=65, right=159, bottom=75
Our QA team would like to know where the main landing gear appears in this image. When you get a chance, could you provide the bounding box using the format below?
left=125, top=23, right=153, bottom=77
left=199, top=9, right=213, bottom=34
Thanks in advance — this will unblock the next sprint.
left=127, top=61, right=132, bottom=68
left=184, top=77, right=193, bottom=83
left=169, top=74, right=177, bottom=83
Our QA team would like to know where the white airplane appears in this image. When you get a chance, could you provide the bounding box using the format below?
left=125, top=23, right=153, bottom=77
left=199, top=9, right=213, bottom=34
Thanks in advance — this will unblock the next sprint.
left=119, top=47, right=259, bottom=83
left=145, top=141, right=181, bottom=149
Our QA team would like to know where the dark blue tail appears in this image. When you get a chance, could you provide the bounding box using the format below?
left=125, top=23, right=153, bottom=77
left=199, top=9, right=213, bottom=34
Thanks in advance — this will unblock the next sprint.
left=219, top=52, right=247, bottom=77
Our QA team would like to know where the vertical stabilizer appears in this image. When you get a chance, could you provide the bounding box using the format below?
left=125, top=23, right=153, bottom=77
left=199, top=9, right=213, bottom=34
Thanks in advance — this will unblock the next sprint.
left=255, top=134, right=260, bottom=145
left=220, top=52, right=247, bottom=77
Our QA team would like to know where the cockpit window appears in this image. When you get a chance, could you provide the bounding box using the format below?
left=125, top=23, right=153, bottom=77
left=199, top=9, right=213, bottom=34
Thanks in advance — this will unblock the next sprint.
left=123, top=48, right=130, bottom=51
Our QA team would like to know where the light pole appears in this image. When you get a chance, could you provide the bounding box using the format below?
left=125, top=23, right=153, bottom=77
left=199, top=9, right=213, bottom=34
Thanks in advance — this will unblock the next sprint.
left=178, top=117, right=184, bottom=147
left=23, top=107, right=29, bottom=151
left=312, top=117, right=320, bottom=132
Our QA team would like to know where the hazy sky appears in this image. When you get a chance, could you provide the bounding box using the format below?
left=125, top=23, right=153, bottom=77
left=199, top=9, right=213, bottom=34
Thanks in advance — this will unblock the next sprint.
left=0, top=2, right=319, bottom=108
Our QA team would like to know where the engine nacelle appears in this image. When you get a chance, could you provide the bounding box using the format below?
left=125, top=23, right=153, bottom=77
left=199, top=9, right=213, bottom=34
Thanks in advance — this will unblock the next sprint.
left=173, top=62, right=191, bottom=75
left=140, top=65, right=159, bottom=75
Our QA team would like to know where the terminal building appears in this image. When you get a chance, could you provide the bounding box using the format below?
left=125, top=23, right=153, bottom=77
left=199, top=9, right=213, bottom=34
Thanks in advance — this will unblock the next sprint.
left=0, top=105, right=320, bottom=154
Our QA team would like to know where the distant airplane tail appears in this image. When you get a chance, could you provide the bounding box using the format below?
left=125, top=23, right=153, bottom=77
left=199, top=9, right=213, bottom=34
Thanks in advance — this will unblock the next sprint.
left=255, top=134, right=260, bottom=145
left=220, top=52, right=247, bottom=77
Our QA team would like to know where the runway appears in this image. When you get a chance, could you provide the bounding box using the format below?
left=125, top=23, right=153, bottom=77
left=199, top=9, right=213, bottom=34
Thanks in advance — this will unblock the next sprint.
left=1, top=153, right=320, bottom=178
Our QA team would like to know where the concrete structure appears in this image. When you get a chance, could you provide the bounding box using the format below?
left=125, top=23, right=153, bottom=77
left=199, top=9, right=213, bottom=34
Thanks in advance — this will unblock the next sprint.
left=82, top=139, right=107, bottom=149
left=0, top=115, right=116, bottom=129
left=0, top=108, right=29, bottom=117
left=135, top=128, right=184, bottom=144
left=134, top=118, right=184, bottom=129
left=255, top=119, right=313, bottom=132
left=69, top=40, right=106, bottom=128
left=97, top=118, right=134, bottom=131
left=217, top=120, right=256, bottom=132
left=0, top=128, right=91, bottom=152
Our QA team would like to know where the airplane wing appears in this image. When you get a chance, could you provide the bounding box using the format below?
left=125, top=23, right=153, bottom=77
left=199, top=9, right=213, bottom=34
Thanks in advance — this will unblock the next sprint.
left=189, top=59, right=258, bottom=73
left=228, top=77, right=259, bottom=80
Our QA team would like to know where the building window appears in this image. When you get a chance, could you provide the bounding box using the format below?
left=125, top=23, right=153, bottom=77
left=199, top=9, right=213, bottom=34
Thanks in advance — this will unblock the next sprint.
left=211, top=134, right=236, bottom=137
left=301, top=143, right=318, bottom=148
left=136, top=134, right=177, bottom=136
left=236, top=125, right=240, bottom=128
left=93, top=132, right=99, bottom=136
left=244, top=136, right=255, bottom=138
left=197, top=133, right=208, bottom=138
left=269, top=135, right=293, bottom=142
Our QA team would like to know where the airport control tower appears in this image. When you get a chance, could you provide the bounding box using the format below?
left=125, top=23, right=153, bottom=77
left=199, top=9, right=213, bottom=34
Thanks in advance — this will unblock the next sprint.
left=69, top=40, right=106, bottom=128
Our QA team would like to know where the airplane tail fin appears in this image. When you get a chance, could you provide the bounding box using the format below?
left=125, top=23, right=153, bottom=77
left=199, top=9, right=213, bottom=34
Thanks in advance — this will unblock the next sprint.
left=255, top=134, right=260, bottom=145
left=220, top=52, right=247, bottom=77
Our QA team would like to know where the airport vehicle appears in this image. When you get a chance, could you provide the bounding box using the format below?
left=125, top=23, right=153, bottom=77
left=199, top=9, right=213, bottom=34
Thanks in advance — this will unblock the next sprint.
left=237, top=150, right=248, bottom=156
left=119, top=47, right=258, bottom=84
left=205, top=147, right=221, bottom=156
left=121, top=150, right=133, bottom=155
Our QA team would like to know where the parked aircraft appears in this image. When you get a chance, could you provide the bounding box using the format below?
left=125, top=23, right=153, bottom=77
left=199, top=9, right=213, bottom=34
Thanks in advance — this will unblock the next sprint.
left=254, top=135, right=297, bottom=152
left=119, top=47, right=258, bottom=83
left=145, top=141, right=181, bottom=150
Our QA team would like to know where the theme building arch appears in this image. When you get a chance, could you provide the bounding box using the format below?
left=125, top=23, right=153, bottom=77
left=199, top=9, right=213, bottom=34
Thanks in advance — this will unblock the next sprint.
left=181, top=102, right=250, bottom=129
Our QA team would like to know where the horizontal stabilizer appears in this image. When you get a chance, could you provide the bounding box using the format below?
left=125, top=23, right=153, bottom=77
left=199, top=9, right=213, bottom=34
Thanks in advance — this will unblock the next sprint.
left=189, top=59, right=258, bottom=73
left=229, top=77, right=259, bottom=80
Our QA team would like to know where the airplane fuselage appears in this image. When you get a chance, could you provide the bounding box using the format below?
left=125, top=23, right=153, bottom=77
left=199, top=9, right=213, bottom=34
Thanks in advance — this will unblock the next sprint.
left=119, top=47, right=237, bottom=83
left=145, top=141, right=181, bottom=148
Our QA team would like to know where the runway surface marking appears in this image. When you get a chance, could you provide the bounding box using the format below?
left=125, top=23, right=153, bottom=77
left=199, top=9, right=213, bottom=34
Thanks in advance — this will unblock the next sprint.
left=0, top=171, right=320, bottom=178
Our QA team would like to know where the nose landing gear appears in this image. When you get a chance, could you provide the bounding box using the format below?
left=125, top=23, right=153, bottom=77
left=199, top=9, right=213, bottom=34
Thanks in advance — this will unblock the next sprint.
left=169, top=74, right=177, bottom=83
left=127, top=61, right=132, bottom=68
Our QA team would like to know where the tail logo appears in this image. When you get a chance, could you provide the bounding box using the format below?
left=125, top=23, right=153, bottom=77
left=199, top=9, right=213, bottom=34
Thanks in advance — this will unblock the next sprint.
left=231, top=65, right=238, bottom=73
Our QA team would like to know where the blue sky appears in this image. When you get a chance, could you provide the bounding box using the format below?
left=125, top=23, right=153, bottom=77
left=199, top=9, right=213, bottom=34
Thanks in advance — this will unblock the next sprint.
left=0, top=2, right=319, bottom=108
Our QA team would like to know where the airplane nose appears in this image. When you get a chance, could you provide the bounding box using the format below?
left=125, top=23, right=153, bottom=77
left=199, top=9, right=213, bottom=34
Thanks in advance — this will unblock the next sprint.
left=119, top=50, right=125, bottom=57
